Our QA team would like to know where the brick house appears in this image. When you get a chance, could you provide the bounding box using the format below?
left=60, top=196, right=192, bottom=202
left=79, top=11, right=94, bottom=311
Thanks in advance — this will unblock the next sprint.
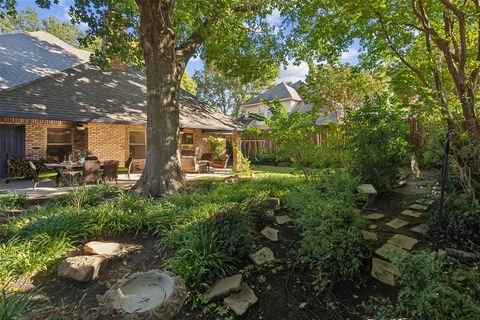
left=0, top=31, right=243, bottom=179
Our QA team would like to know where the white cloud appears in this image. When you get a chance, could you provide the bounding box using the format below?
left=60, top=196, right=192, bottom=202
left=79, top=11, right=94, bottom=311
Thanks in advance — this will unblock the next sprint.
left=265, top=9, right=282, bottom=26
left=278, top=60, right=309, bottom=83
left=340, top=47, right=360, bottom=63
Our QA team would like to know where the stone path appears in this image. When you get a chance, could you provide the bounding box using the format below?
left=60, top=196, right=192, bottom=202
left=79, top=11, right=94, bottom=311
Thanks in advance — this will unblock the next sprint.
left=357, top=191, right=435, bottom=287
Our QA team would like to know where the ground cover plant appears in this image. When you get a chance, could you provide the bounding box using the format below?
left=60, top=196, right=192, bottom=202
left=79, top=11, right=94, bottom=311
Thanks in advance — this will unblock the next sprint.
left=0, top=192, right=26, bottom=211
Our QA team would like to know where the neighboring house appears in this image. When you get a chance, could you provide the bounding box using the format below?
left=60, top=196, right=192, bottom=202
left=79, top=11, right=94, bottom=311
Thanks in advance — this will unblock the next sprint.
left=238, top=81, right=342, bottom=158
left=0, top=31, right=243, bottom=179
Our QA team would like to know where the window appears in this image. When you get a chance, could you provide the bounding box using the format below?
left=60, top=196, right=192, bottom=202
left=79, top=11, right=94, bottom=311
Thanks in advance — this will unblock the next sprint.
left=47, top=128, right=72, bottom=162
left=181, top=133, right=194, bottom=145
left=129, top=131, right=146, bottom=159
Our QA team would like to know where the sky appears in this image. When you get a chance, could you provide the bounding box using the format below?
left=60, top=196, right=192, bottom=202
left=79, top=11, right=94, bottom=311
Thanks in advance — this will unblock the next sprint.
left=20, top=0, right=360, bottom=83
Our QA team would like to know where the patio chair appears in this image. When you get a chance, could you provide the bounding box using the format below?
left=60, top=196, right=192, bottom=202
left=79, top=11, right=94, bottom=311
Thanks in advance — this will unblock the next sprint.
left=83, top=160, right=101, bottom=184
left=28, top=161, right=58, bottom=189
left=213, top=154, right=230, bottom=169
left=102, top=160, right=119, bottom=184
left=181, top=156, right=199, bottom=173
left=85, top=155, right=99, bottom=161
left=117, top=156, right=133, bottom=179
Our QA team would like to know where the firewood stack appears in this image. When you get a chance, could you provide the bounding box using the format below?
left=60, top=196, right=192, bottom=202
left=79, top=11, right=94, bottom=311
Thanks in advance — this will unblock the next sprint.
left=6, top=158, right=48, bottom=180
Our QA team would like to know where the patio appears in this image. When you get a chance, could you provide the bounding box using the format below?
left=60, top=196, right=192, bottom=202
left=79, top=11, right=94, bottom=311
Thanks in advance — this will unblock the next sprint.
left=0, top=170, right=233, bottom=200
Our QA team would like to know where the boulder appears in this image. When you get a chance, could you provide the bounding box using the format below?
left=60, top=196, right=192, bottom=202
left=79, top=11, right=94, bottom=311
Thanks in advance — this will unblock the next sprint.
left=224, top=283, right=258, bottom=316
left=57, top=255, right=107, bottom=282
left=204, top=274, right=242, bottom=302
left=83, top=241, right=125, bottom=256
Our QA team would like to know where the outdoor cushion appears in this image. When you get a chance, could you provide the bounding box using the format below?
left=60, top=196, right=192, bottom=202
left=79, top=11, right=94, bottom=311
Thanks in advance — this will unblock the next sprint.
left=38, top=171, right=58, bottom=179
left=118, top=167, right=129, bottom=173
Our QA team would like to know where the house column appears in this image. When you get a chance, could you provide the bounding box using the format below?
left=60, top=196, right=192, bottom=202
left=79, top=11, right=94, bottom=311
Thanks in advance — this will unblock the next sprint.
left=232, top=130, right=242, bottom=171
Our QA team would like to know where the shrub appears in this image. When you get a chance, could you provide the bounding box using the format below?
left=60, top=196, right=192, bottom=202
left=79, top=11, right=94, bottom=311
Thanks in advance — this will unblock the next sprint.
left=440, top=194, right=480, bottom=246
left=345, top=93, right=409, bottom=192
left=370, top=252, right=480, bottom=319
left=284, top=169, right=365, bottom=292
left=168, top=225, right=234, bottom=289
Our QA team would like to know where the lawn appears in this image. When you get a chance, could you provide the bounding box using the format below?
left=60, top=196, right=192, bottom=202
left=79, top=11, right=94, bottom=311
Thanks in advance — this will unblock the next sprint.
left=252, top=165, right=296, bottom=176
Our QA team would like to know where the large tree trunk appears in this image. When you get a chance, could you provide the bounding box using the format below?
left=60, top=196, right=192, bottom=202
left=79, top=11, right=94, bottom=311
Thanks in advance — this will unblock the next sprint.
left=133, top=0, right=186, bottom=197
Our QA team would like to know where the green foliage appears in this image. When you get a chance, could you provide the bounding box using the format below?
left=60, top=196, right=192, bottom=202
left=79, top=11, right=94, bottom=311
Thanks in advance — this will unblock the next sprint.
left=180, top=72, right=197, bottom=95
left=441, top=194, right=480, bottom=246
left=168, top=225, right=234, bottom=289
left=0, top=192, right=26, bottom=211
left=284, top=169, right=365, bottom=292
left=206, top=136, right=226, bottom=161
left=345, top=94, right=409, bottom=191
left=0, top=286, right=40, bottom=320
left=371, top=252, right=480, bottom=320
left=248, top=99, right=321, bottom=179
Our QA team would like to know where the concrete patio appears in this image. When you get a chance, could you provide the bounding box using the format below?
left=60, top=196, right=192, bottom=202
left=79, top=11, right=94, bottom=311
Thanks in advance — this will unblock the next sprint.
left=0, top=170, right=233, bottom=200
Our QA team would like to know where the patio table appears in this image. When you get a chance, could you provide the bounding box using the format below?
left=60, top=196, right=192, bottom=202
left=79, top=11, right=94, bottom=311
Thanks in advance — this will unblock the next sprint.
left=45, top=162, right=84, bottom=186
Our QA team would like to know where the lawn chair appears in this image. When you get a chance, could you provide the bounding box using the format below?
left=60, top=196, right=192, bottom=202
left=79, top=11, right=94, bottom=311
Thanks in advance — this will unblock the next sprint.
left=102, top=160, right=119, bottom=184
left=117, top=156, right=133, bottom=179
left=28, top=161, right=58, bottom=189
left=83, top=160, right=101, bottom=184
left=213, top=154, right=230, bottom=169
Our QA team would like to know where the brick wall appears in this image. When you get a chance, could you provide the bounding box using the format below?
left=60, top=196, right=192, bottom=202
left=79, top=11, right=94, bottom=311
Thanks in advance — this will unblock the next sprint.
left=86, top=123, right=129, bottom=165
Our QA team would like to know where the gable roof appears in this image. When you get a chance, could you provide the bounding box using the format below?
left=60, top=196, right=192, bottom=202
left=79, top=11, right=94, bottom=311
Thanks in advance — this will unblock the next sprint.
left=0, top=32, right=242, bottom=131
left=0, top=31, right=91, bottom=90
left=0, top=63, right=243, bottom=130
left=243, top=82, right=302, bottom=106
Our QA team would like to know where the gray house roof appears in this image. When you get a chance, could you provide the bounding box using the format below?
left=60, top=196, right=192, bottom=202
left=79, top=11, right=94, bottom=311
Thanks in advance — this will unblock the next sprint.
left=243, top=82, right=302, bottom=106
left=0, top=63, right=243, bottom=130
left=0, top=31, right=91, bottom=90
left=0, top=32, right=242, bottom=131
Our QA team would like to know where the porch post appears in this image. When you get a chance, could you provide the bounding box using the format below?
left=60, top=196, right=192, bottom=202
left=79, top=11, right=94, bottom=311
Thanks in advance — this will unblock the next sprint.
left=232, top=130, right=242, bottom=171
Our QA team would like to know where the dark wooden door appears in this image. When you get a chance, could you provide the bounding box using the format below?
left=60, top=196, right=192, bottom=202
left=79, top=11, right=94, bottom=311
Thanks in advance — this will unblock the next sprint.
left=0, top=125, right=25, bottom=178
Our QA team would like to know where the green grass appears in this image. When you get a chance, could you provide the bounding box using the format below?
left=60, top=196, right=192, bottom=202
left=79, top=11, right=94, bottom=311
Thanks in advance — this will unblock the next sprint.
left=252, top=165, right=296, bottom=176
left=0, top=192, right=26, bottom=211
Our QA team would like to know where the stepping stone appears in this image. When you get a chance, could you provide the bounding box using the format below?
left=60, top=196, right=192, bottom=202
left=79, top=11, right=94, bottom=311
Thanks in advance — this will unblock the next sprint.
left=354, top=208, right=362, bottom=214
left=375, top=243, right=408, bottom=261
left=275, top=215, right=292, bottom=225
left=369, top=224, right=378, bottom=230
left=361, top=230, right=378, bottom=241
left=367, top=213, right=384, bottom=220
left=83, top=241, right=125, bottom=256
left=265, top=209, right=275, bottom=218
left=249, top=247, right=275, bottom=265
left=416, top=198, right=435, bottom=205
left=387, top=234, right=419, bottom=250
left=410, top=224, right=429, bottom=236
left=371, top=258, right=399, bottom=286
left=223, top=283, right=258, bottom=316
left=409, top=203, right=428, bottom=211
left=401, top=209, right=422, bottom=218
left=205, top=274, right=242, bottom=301
left=265, top=197, right=280, bottom=208
left=57, top=255, right=107, bottom=282
left=386, top=218, right=409, bottom=229
left=261, top=226, right=279, bottom=241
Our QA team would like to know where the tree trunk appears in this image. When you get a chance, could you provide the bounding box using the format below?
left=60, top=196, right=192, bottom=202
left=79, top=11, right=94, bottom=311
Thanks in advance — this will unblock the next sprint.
left=133, top=0, right=186, bottom=197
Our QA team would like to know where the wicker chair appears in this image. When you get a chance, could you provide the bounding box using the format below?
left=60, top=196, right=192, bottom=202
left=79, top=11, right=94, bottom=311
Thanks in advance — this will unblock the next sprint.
left=83, top=160, right=101, bottom=184
left=117, top=156, right=133, bottom=179
left=28, top=161, right=58, bottom=189
left=102, top=160, right=119, bottom=183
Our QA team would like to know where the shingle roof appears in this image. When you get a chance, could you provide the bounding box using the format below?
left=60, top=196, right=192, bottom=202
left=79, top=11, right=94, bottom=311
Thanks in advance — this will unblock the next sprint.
left=243, top=82, right=302, bottom=105
left=0, top=31, right=91, bottom=90
left=0, top=63, right=243, bottom=130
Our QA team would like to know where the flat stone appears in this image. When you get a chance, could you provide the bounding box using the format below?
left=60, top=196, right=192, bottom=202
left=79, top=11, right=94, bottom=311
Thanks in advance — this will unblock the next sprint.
left=223, top=283, right=258, bottom=316
left=397, top=180, right=407, bottom=187
left=375, top=243, right=408, bottom=261
left=401, top=209, right=422, bottom=218
left=409, top=203, right=428, bottom=211
left=387, top=234, right=419, bottom=250
left=275, top=215, right=292, bottom=225
left=249, top=247, right=275, bottom=265
left=369, top=224, right=378, bottom=230
left=416, top=198, right=435, bottom=205
left=265, top=209, right=275, bottom=218
left=83, top=241, right=125, bottom=256
left=204, top=274, right=242, bottom=301
left=260, top=226, right=279, bottom=241
left=265, top=197, right=280, bottom=208
left=357, top=184, right=377, bottom=195
left=410, top=224, right=429, bottom=236
left=371, top=258, right=399, bottom=286
left=367, top=213, right=385, bottom=220
left=57, top=255, right=107, bottom=282
left=361, top=230, right=378, bottom=241
left=386, top=218, right=409, bottom=229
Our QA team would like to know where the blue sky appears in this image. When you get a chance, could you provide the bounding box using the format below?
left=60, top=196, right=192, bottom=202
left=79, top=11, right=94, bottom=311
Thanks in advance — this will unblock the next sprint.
left=21, top=0, right=360, bottom=83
